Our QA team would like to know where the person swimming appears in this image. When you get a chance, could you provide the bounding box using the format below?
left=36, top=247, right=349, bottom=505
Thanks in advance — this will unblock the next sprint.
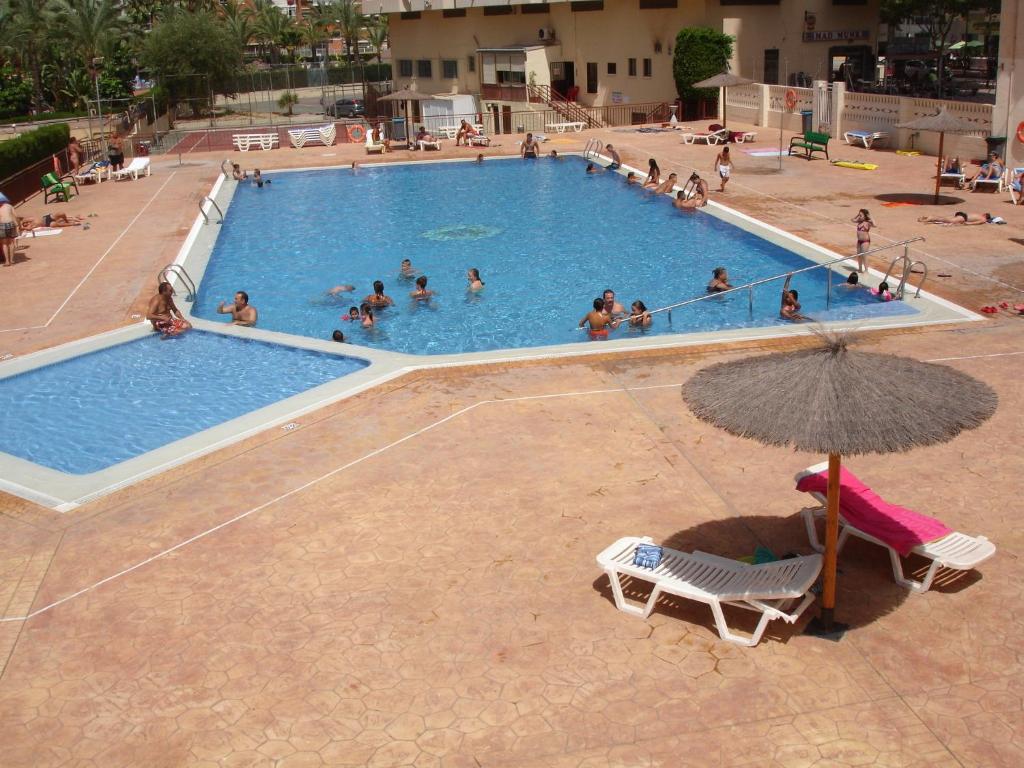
left=359, top=302, right=375, bottom=327
left=579, top=297, right=619, bottom=339
left=399, top=258, right=418, bottom=279
left=628, top=300, right=652, bottom=328
left=410, top=275, right=434, bottom=300
left=707, top=267, right=732, bottom=292
left=332, top=330, right=345, bottom=342
left=466, top=268, right=484, bottom=292
left=626, top=171, right=639, bottom=185
left=364, top=280, right=395, bottom=308
left=586, top=162, right=599, bottom=174
left=328, top=284, right=355, bottom=295
left=341, top=306, right=360, bottom=322
left=870, top=281, right=893, bottom=301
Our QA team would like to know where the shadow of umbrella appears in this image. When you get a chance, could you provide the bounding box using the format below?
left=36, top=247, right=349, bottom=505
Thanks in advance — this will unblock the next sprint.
left=681, top=332, right=997, bottom=638
left=874, top=192, right=965, bottom=206
left=897, top=107, right=988, bottom=204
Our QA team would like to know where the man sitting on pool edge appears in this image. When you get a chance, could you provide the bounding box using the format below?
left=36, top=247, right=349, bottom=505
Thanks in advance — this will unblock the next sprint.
left=147, top=281, right=193, bottom=337
left=218, top=291, right=258, bottom=326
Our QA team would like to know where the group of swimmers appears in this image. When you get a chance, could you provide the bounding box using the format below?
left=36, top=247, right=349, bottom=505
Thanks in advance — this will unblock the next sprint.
left=578, top=289, right=652, bottom=339
left=328, top=261, right=485, bottom=341
left=232, top=165, right=271, bottom=188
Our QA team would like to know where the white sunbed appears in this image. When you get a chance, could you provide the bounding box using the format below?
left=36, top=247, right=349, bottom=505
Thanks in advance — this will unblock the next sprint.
left=1008, top=167, right=1024, bottom=205
left=112, top=157, right=151, bottom=181
left=795, top=463, right=996, bottom=593
left=73, top=161, right=110, bottom=184
left=681, top=128, right=730, bottom=145
left=467, top=132, right=491, bottom=147
left=843, top=130, right=889, bottom=149
left=596, top=536, right=822, bottom=646
left=971, top=167, right=1008, bottom=193
left=365, top=131, right=386, bottom=154
left=288, top=124, right=336, bottom=148
left=940, top=169, right=966, bottom=187
left=416, top=138, right=441, bottom=151
left=546, top=121, right=586, bottom=133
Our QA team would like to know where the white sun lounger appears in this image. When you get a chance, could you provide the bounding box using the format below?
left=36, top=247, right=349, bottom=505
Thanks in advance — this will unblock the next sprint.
left=365, top=131, right=386, bottom=154
left=843, top=130, right=889, bottom=149
left=1009, top=167, right=1024, bottom=205
left=111, top=157, right=151, bottom=181
left=971, top=167, right=1007, bottom=193
left=795, top=463, right=996, bottom=593
left=288, top=124, right=336, bottom=148
left=681, top=129, right=730, bottom=145
left=596, top=536, right=821, bottom=646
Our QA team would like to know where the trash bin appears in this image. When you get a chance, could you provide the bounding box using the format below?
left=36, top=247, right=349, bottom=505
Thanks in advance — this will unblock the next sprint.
left=985, top=136, right=1007, bottom=159
left=800, top=110, right=813, bottom=133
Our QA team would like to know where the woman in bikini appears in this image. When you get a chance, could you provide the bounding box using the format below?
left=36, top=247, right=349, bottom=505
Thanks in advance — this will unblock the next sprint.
left=363, top=280, right=395, bottom=308
left=643, top=158, right=661, bottom=188
left=852, top=209, right=873, bottom=273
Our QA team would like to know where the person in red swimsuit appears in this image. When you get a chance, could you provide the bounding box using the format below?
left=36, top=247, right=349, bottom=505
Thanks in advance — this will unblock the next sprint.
left=579, top=298, right=619, bottom=340
left=146, top=281, right=193, bottom=337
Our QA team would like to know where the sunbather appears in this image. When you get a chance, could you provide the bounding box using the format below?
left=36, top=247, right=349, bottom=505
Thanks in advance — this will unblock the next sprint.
left=967, top=152, right=1003, bottom=189
left=918, top=211, right=992, bottom=226
left=18, top=213, right=84, bottom=229
left=942, top=156, right=962, bottom=175
left=654, top=172, right=678, bottom=194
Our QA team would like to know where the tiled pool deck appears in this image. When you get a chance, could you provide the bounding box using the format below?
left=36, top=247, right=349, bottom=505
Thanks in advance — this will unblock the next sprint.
left=1, top=125, right=1022, bottom=766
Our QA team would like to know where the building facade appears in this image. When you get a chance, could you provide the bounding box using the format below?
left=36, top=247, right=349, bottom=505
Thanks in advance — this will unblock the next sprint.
left=362, top=0, right=882, bottom=109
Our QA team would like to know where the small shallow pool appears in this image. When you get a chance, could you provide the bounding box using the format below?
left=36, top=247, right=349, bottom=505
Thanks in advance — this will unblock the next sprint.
left=192, top=156, right=916, bottom=355
left=0, top=331, right=366, bottom=474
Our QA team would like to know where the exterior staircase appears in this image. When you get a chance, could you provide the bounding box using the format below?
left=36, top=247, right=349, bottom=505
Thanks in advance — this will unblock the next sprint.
left=526, top=84, right=604, bottom=129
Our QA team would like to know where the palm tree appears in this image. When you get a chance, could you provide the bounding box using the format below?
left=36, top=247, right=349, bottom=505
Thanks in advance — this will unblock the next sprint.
left=220, top=0, right=255, bottom=53
left=4, top=0, right=55, bottom=111
left=52, top=0, right=125, bottom=68
left=253, top=3, right=291, bottom=65
left=333, top=0, right=364, bottom=74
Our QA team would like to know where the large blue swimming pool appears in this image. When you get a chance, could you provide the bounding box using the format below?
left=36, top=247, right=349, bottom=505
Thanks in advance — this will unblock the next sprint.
left=193, top=157, right=915, bottom=355
left=0, top=332, right=366, bottom=474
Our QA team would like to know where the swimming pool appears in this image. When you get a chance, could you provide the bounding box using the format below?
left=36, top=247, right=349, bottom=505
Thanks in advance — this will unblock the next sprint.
left=192, top=157, right=917, bottom=356
left=0, top=331, right=366, bottom=475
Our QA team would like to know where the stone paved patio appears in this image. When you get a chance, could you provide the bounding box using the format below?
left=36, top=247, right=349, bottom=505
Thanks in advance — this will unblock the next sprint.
left=1, top=124, right=1022, bottom=766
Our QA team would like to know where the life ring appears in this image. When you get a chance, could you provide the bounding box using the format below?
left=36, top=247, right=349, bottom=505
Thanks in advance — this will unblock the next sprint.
left=784, top=89, right=798, bottom=111
left=347, top=124, right=366, bottom=143
left=1016, top=121, right=1024, bottom=143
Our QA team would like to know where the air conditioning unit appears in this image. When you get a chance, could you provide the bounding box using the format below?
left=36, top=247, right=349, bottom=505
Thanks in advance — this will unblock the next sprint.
left=538, top=28, right=556, bottom=41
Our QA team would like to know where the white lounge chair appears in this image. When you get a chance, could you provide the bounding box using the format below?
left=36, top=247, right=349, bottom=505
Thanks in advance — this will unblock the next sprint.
left=467, top=132, right=491, bottom=147
left=365, top=131, right=385, bottom=154
left=795, top=463, right=996, bottom=593
left=288, top=124, right=336, bottom=148
left=843, top=130, right=889, bottom=149
left=416, top=138, right=441, bottom=151
left=112, top=157, right=151, bottom=181
left=73, top=161, right=109, bottom=184
left=971, top=166, right=1007, bottom=193
left=596, top=536, right=822, bottom=646
left=681, top=128, right=730, bottom=145
left=1008, top=167, right=1024, bottom=205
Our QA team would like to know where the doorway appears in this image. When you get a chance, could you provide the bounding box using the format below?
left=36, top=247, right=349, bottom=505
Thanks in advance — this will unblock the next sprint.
left=586, top=62, right=598, bottom=95
left=827, top=46, right=874, bottom=87
left=551, top=61, right=575, bottom=99
left=763, top=49, right=779, bottom=85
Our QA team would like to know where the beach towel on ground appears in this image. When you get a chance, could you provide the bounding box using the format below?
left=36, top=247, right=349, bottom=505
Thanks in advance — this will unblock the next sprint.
left=796, top=466, right=952, bottom=556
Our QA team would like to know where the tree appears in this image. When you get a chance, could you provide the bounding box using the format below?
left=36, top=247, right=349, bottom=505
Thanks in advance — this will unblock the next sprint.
left=277, top=90, right=298, bottom=115
left=253, top=3, right=291, bottom=64
left=366, top=15, right=388, bottom=70
left=219, top=0, right=256, bottom=52
left=142, top=10, right=243, bottom=115
left=879, top=0, right=986, bottom=98
left=3, top=0, right=55, bottom=111
left=0, top=65, right=33, bottom=118
left=672, top=27, right=734, bottom=101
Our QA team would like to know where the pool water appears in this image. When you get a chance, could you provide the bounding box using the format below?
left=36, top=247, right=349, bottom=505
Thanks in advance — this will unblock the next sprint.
left=194, top=157, right=916, bottom=355
left=0, top=332, right=366, bottom=474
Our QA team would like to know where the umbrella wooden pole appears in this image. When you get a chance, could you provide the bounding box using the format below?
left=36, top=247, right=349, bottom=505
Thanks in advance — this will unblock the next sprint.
left=821, top=452, right=842, bottom=630
left=934, top=132, right=945, bottom=204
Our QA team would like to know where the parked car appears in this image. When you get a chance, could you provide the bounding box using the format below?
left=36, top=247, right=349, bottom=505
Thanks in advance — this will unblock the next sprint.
left=326, top=98, right=366, bottom=118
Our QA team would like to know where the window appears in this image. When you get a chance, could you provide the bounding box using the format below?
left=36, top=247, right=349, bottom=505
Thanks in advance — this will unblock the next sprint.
left=484, top=6, right=515, bottom=14
left=642, top=58, right=652, bottom=77
left=571, top=1, right=604, bottom=11
left=398, top=59, right=413, bottom=78
left=521, top=3, right=551, bottom=13
left=399, top=11, right=421, bottom=19
left=467, top=55, right=476, bottom=73
left=639, top=0, right=677, bottom=7
left=442, top=9, right=467, bottom=17
left=417, top=59, right=433, bottom=78
left=482, top=53, right=527, bottom=85
left=442, top=59, right=458, bottom=79
left=627, top=58, right=637, bottom=77
left=763, top=49, right=779, bottom=85
left=607, top=62, right=617, bottom=75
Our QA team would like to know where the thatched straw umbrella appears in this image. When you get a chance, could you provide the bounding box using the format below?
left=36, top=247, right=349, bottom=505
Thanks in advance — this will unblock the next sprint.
left=693, top=72, right=754, bottom=129
left=681, top=334, right=996, bottom=633
left=379, top=88, right=434, bottom=147
left=897, top=108, right=987, bottom=203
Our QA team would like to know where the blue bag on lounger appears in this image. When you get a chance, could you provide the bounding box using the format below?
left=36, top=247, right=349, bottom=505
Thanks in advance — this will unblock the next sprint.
left=633, top=543, right=663, bottom=569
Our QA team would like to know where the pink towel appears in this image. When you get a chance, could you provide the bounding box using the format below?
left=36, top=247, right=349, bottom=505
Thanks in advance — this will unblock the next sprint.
left=796, top=466, right=952, bottom=556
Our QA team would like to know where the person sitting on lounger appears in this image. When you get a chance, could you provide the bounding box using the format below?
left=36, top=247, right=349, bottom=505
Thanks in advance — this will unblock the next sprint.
left=918, top=211, right=992, bottom=226
left=456, top=120, right=477, bottom=146
left=416, top=126, right=439, bottom=150
left=654, top=172, right=678, bottom=194
left=18, top=213, right=85, bottom=229
left=967, top=152, right=1003, bottom=189
left=942, top=156, right=962, bottom=175
left=147, top=281, right=193, bottom=337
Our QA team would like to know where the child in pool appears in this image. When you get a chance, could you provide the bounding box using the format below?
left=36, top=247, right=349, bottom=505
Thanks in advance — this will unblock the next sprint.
left=399, top=259, right=418, bottom=279
left=466, top=268, right=484, bottom=292
left=870, top=281, right=893, bottom=301
left=410, top=275, right=434, bottom=300
left=360, top=303, right=374, bottom=327
left=341, top=306, right=360, bottom=321
left=629, top=300, right=652, bottom=328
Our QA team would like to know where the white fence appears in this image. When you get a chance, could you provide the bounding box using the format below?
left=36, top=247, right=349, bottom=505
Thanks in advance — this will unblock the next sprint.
left=725, top=82, right=992, bottom=158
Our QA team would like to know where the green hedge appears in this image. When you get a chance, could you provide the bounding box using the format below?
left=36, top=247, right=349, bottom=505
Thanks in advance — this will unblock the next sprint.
left=2, top=111, right=89, bottom=125
left=0, top=123, right=71, bottom=182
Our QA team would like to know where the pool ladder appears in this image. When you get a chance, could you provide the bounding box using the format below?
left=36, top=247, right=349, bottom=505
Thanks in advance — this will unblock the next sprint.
left=583, top=137, right=603, bottom=160
left=158, top=264, right=198, bottom=303
left=882, top=249, right=927, bottom=300
left=199, top=196, right=224, bottom=225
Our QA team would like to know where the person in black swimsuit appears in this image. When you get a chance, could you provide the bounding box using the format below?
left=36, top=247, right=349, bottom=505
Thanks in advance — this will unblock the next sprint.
left=521, top=133, right=539, bottom=158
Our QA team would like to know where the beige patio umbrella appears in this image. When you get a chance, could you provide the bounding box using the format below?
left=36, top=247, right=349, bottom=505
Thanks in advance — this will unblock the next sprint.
left=378, top=88, right=434, bottom=147
left=681, top=333, right=996, bottom=634
left=693, top=71, right=754, bottom=129
left=897, top=108, right=987, bottom=203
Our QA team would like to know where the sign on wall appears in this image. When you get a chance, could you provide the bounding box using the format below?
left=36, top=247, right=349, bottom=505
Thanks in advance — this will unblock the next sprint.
left=803, top=30, right=871, bottom=43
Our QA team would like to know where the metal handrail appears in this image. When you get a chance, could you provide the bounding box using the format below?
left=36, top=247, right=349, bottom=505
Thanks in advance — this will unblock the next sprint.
left=158, top=264, right=198, bottom=302
left=583, top=138, right=603, bottom=159
left=904, top=260, right=928, bottom=298
left=645, top=236, right=926, bottom=323
left=220, top=158, right=233, bottom=178
left=198, top=196, right=224, bottom=225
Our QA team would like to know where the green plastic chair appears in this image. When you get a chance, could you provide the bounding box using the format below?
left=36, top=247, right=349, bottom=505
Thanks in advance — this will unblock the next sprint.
left=41, top=172, right=79, bottom=204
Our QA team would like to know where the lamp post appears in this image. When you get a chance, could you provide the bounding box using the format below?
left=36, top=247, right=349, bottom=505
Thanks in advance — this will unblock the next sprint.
left=93, top=57, right=106, bottom=153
